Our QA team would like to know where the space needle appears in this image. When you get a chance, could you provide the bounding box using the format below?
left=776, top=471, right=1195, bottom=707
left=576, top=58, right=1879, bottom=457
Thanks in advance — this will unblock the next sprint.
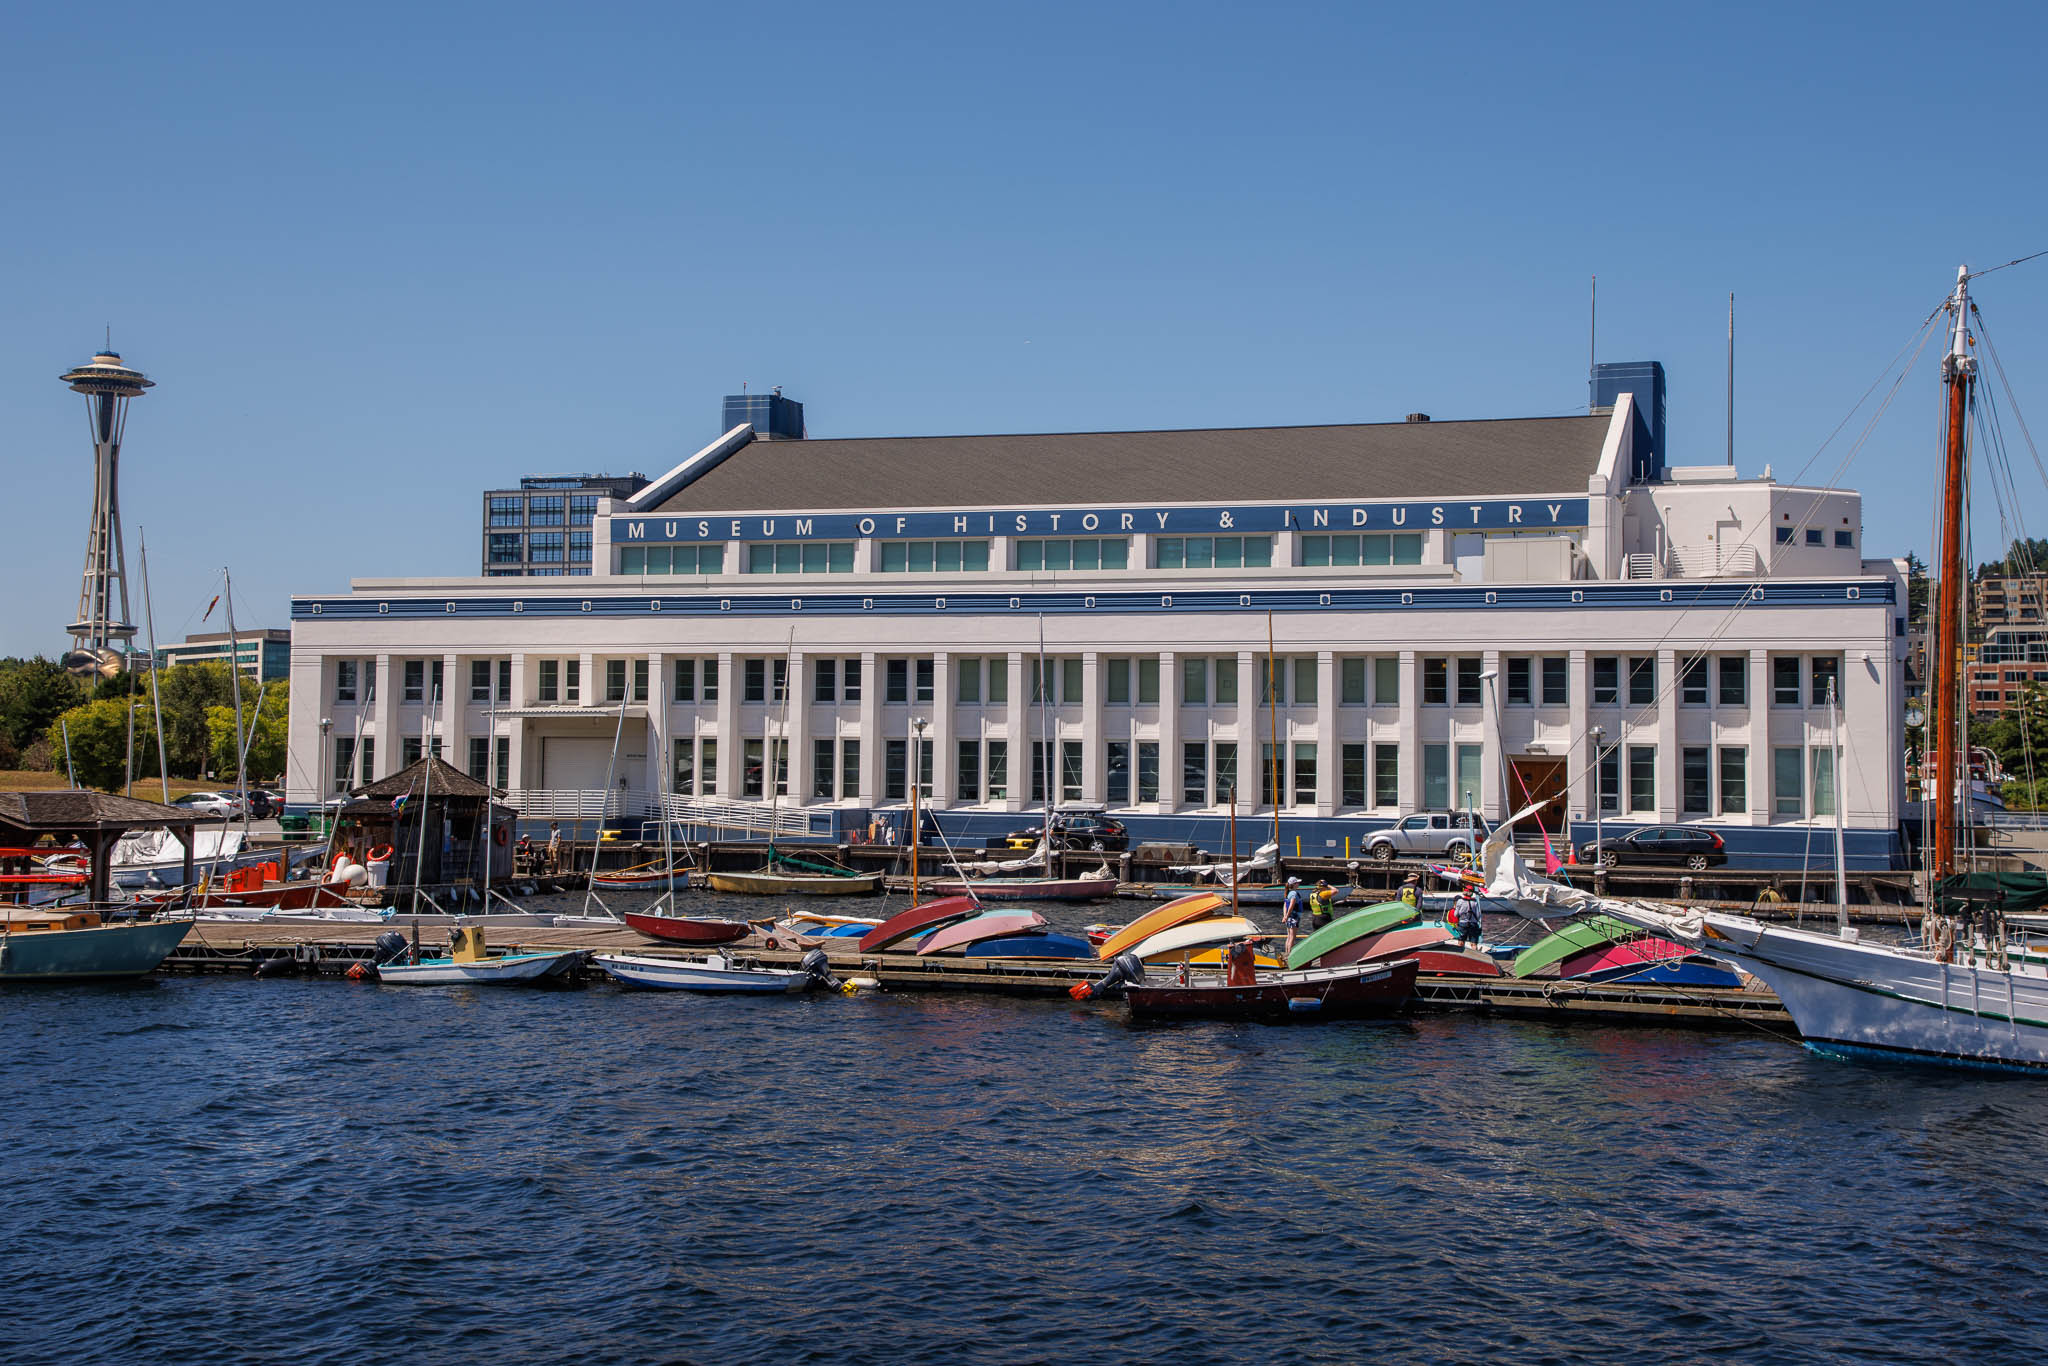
left=61, top=348, right=153, bottom=678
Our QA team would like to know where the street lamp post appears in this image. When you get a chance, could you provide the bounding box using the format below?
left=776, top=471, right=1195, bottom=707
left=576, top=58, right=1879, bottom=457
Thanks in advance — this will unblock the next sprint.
left=1588, top=725, right=1606, bottom=870
left=910, top=715, right=928, bottom=904
left=319, top=717, right=332, bottom=800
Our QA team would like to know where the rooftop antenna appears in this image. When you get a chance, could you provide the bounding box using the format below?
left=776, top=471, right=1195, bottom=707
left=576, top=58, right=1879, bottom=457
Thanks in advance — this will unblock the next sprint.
left=1726, top=292, right=1736, bottom=466
left=1587, top=275, right=1597, bottom=411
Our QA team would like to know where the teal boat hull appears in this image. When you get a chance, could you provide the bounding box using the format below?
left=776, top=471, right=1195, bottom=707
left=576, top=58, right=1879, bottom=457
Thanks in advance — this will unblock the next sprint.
left=0, top=920, right=193, bottom=981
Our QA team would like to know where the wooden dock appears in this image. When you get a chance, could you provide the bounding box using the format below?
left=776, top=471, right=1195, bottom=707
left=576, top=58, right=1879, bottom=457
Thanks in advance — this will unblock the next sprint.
left=158, top=920, right=1793, bottom=1032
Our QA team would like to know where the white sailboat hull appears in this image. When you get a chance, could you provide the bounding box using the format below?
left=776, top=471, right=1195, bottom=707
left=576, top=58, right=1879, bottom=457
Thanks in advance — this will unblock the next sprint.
left=594, top=951, right=809, bottom=993
left=1617, top=909, right=2048, bottom=1071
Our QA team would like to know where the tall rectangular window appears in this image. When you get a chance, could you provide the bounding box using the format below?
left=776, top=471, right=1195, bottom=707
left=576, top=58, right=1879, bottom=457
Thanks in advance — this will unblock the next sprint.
left=1138, top=658, right=1160, bottom=705
left=815, top=739, right=837, bottom=800
left=1593, top=657, right=1619, bottom=704
left=1215, top=742, right=1238, bottom=804
left=841, top=740, right=860, bottom=800
left=1774, top=657, right=1802, bottom=705
left=538, top=659, right=559, bottom=703
left=1424, top=744, right=1449, bottom=809
left=469, top=737, right=489, bottom=782
left=699, top=738, right=716, bottom=795
left=956, top=741, right=980, bottom=802
left=840, top=660, right=858, bottom=702
left=1719, top=657, right=1747, bottom=705
left=1456, top=658, right=1482, bottom=706
left=495, top=736, right=509, bottom=789
left=1032, top=742, right=1049, bottom=802
left=332, top=736, right=355, bottom=791
left=1136, top=742, right=1158, bottom=803
left=772, top=659, right=788, bottom=705
left=565, top=659, right=579, bottom=703
left=1062, top=659, right=1082, bottom=704
left=1455, top=744, right=1482, bottom=813
left=884, top=740, right=907, bottom=801
left=986, top=659, right=1005, bottom=703
left=674, top=659, right=695, bottom=702
left=742, top=739, right=764, bottom=799
left=1719, top=747, right=1747, bottom=814
left=916, top=739, right=934, bottom=797
left=1506, top=657, right=1531, bottom=705
left=700, top=660, right=717, bottom=702
left=1106, top=741, right=1130, bottom=804
left=915, top=659, right=934, bottom=704
left=1681, top=658, right=1708, bottom=705
left=634, top=659, right=648, bottom=702
left=956, top=658, right=980, bottom=703
left=815, top=658, right=837, bottom=703
left=1423, top=658, right=1448, bottom=705
left=1215, top=659, right=1239, bottom=705
left=985, top=740, right=1006, bottom=800
left=1683, top=746, right=1711, bottom=813
left=404, top=659, right=424, bottom=702
left=1597, top=746, right=1619, bottom=813
left=1811, top=656, right=1841, bottom=709
left=470, top=660, right=491, bottom=702
left=1542, top=656, right=1568, bottom=705
left=497, top=659, right=511, bottom=704
left=1261, top=744, right=1281, bottom=807
left=1184, top=742, right=1208, bottom=805
left=1262, top=659, right=1287, bottom=706
left=1183, top=658, right=1209, bottom=705
left=1628, top=745, right=1656, bottom=813
left=1375, top=657, right=1400, bottom=705
left=1341, top=743, right=1366, bottom=807
left=886, top=659, right=908, bottom=703
left=673, top=738, right=696, bottom=794
left=336, top=660, right=358, bottom=702
left=606, top=659, right=627, bottom=703
left=1062, top=741, right=1084, bottom=802
left=1341, top=658, right=1367, bottom=704
left=1293, top=658, right=1317, bottom=706
left=358, top=738, right=374, bottom=784
left=1628, top=657, right=1656, bottom=706
left=1373, top=744, right=1399, bottom=807
left=744, top=660, right=767, bottom=704
left=1107, top=658, right=1130, bottom=705
left=1812, top=747, right=1837, bottom=817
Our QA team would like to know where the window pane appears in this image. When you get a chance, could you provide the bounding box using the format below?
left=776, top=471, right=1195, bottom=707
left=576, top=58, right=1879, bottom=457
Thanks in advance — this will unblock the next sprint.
left=828, top=543, right=854, bottom=573
left=1138, top=657, right=1159, bottom=704
left=963, top=541, right=988, bottom=572
left=1455, top=744, right=1482, bottom=812
left=957, top=657, right=980, bottom=703
left=881, top=542, right=908, bottom=573
left=1044, top=540, right=1071, bottom=571
left=909, top=542, right=933, bottom=572
left=1293, top=657, right=1317, bottom=704
left=814, top=739, right=836, bottom=799
left=1293, top=742, right=1317, bottom=805
left=1681, top=659, right=1707, bottom=705
left=1341, top=658, right=1366, bottom=704
left=1373, top=744, right=1399, bottom=807
left=1157, top=538, right=1184, bottom=569
left=1374, top=657, right=1399, bottom=705
left=1719, top=747, right=1746, bottom=814
left=1215, top=742, right=1238, bottom=803
left=1101, top=539, right=1127, bottom=569
left=1107, top=658, right=1129, bottom=705
left=1506, top=657, right=1531, bottom=705
left=1072, top=540, right=1098, bottom=570
left=1019, top=541, right=1043, bottom=570
left=1302, top=535, right=1331, bottom=567
left=1062, top=658, right=1082, bottom=702
left=1423, top=658, right=1447, bottom=705
left=1106, top=741, right=1129, bottom=804
left=956, top=740, right=980, bottom=802
left=1332, top=535, right=1361, bottom=567
left=1593, top=657, right=1619, bottom=704
left=1774, top=657, right=1802, bottom=705
left=1629, top=657, right=1656, bottom=705
left=884, top=740, right=907, bottom=801
left=1062, top=741, right=1084, bottom=801
left=815, top=658, right=836, bottom=703
left=1243, top=537, right=1272, bottom=567
left=1423, top=744, right=1449, bottom=809
left=1213, top=537, right=1241, bottom=569
left=1216, top=659, right=1238, bottom=704
left=1341, top=743, right=1366, bottom=807
left=775, top=543, right=799, bottom=573
left=1812, top=747, right=1836, bottom=817
left=1183, top=658, right=1208, bottom=705
left=986, top=661, right=1005, bottom=703
left=841, top=740, right=859, bottom=799
left=1629, top=746, right=1656, bottom=813
left=1719, top=657, right=1747, bottom=705
left=1683, top=747, right=1710, bottom=813
left=1183, top=742, right=1208, bottom=805
left=985, top=740, right=1006, bottom=799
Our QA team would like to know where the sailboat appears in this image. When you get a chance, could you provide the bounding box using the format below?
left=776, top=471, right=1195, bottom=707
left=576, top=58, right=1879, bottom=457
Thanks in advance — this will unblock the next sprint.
left=1584, top=267, right=2048, bottom=1071
left=705, top=636, right=882, bottom=896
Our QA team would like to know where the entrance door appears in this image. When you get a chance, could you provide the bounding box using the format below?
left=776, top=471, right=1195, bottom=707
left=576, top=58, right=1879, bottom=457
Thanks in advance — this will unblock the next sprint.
left=1507, top=758, right=1569, bottom=832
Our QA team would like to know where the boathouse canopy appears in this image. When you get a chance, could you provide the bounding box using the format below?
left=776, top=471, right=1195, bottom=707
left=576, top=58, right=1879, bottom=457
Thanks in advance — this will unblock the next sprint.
left=338, top=757, right=511, bottom=888
left=0, top=790, right=202, bottom=903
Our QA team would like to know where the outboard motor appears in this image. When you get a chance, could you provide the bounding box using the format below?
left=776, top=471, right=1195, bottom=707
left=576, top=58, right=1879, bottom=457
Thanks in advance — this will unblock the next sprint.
left=371, top=930, right=410, bottom=966
left=1070, top=951, right=1146, bottom=1001
left=799, top=948, right=839, bottom=992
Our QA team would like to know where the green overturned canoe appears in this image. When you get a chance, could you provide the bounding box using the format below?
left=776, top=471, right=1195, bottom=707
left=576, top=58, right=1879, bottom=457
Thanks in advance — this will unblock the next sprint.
left=1510, top=913, right=1638, bottom=978
left=1284, top=900, right=1419, bottom=970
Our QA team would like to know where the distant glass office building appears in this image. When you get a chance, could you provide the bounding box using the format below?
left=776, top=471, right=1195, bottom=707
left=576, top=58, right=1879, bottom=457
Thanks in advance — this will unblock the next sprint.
left=482, top=473, right=649, bottom=576
left=158, top=628, right=292, bottom=682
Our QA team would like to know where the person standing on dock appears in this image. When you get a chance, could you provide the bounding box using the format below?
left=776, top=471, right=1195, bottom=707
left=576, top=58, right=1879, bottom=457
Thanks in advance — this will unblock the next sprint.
left=1452, top=889, right=1483, bottom=948
left=1398, top=872, right=1422, bottom=910
left=1281, top=876, right=1309, bottom=955
left=1310, top=879, right=1337, bottom=930
left=546, top=821, right=562, bottom=873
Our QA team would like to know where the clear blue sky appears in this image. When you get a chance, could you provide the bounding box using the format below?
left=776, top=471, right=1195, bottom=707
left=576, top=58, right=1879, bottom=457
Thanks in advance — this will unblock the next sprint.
left=3, top=1, right=2044, bottom=656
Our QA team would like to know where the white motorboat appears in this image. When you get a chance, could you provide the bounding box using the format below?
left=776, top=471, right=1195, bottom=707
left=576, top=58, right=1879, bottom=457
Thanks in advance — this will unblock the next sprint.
left=375, top=927, right=580, bottom=985
left=594, top=950, right=833, bottom=994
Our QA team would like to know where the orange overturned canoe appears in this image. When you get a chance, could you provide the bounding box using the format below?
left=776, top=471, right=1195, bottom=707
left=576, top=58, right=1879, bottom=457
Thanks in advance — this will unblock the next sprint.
left=1094, top=891, right=1231, bottom=961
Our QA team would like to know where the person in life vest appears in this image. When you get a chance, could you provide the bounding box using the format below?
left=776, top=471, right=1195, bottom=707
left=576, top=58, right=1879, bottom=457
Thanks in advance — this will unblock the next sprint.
left=1280, top=876, right=1310, bottom=955
left=1452, top=889, right=1483, bottom=947
left=1310, top=879, right=1338, bottom=929
left=1398, top=872, right=1422, bottom=909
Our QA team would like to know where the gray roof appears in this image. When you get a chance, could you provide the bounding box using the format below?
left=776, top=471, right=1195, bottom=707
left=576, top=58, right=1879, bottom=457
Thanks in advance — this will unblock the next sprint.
left=643, top=415, right=1607, bottom=514
left=0, top=790, right=199, bottom=833
left=353, top=756, right=495, bottom=802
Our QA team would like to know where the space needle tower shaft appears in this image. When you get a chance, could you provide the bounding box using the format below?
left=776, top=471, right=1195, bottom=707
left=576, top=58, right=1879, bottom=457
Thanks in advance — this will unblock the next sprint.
left=61, top=349, right=153, bottom=675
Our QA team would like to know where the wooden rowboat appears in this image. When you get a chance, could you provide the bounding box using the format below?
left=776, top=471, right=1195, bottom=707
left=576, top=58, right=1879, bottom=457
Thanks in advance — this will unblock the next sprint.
left=594, top=951, right=814, bottom=993
left=1130, top=916, right=1265, bottom=963
left=916, top=910, right=1049, bottom=956
left=856, top=896, right=982, bottom=953
left=1123, top=957, right=1420, bottom=1021
left=1093, top=891, right=1231, bottom=960
left=591, top=864, right=692, bottom=891
left=706, top=871, right=883, bottom=896
left=922, top=874, right=1115, bottom=902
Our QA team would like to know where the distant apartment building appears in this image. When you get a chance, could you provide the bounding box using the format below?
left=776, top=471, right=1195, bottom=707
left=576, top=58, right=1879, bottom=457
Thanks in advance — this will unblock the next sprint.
left=482, top=474, right=650, bottom=576
left=1968, top=626, right=2048, bottom=713
left=1975, top=573, right=2048, bottom=629
left=158, top=628, right=291, bottom=682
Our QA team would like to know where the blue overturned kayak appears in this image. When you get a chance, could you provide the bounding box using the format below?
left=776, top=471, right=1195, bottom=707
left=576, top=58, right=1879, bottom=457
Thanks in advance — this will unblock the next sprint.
left=962, top=932, right=1097, bottom=960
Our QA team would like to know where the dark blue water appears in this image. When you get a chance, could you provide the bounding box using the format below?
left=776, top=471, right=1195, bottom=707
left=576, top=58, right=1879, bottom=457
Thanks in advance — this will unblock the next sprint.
left=6, top=972, right=2047, bottom=1365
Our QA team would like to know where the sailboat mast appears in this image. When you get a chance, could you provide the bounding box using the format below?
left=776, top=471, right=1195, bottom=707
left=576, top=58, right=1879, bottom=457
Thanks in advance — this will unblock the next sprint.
left=1266, top=612, right=1281, bottom=853
left=1830, top=677, right=1848, bottom=925
left=140, top=530, right=168, bottom=802
left=1933, top=265, right=1975, bottom=879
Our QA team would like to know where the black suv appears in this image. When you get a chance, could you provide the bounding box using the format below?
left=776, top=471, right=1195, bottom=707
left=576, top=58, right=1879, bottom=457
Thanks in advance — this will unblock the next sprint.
left=1578, top=826, right=1727, bottom=870
left=1003, top=811, right=1129, bottom=851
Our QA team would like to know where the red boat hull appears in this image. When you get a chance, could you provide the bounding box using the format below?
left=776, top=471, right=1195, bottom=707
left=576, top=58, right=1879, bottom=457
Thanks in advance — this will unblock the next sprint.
left=134, top=877, right=356, bottom=911
left=1410, top=947, right=1503, bottom=978
left=1311, top=924, right=1456, bottom=969
left=856, top=896, right=982, bottom=953
left=1125, top=958, right=1419, bottom=1021
left=624, top=911, right=751, bottom=946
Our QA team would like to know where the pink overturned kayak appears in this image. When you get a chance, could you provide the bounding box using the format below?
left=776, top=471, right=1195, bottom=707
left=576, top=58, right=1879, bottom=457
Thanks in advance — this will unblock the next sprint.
left=916, top=910, right=1049, bottom=956
left=856, top=896, right=983, bottom=953
left=1308, top=923, right=1456, bottom=970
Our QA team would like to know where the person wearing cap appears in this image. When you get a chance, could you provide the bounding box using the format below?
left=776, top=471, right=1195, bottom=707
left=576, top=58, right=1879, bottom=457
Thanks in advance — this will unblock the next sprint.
left=1280, top=876, right=1310, bottom=955
left=1310, top=878, right=1338, bottom=928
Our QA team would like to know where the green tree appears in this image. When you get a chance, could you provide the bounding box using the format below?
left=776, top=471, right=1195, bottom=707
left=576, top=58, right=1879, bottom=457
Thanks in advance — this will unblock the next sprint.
left=45, top=698, right=158, bottom=793
left=0, top=656, right=87, bottom=758
left=1904, top=551, right=1930, bottom=627
left=206, top=680, right=289, bottom=782
left=155, top=662, right=239, bottom=777
left=1975, top=683, right=2048, bottom=790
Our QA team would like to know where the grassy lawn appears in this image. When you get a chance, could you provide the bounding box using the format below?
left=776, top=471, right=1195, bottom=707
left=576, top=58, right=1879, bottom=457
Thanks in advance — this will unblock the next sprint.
left=0, top=770, right=223, bottom=802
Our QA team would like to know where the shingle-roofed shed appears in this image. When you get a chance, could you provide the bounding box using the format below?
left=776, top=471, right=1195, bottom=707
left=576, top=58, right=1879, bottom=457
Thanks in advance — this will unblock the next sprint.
left=0, top=790, right=202, bottom=904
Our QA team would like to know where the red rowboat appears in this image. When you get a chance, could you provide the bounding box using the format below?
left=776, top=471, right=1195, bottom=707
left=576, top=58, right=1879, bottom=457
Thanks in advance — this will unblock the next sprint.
left=623, top=910, right=750, bottom=946
left=856, top=896, right=982, bottom=953
left=1308, top=924, right=1455, bottom=970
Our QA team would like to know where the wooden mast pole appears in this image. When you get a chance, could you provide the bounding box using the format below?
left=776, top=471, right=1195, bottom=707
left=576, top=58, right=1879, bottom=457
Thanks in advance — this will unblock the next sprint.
left=1933, top=265, right=1975, bottom=880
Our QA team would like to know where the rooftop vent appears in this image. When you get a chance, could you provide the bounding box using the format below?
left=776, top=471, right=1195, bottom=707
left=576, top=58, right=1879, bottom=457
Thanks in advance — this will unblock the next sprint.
left=1405, top=413, right=1431, bottom=423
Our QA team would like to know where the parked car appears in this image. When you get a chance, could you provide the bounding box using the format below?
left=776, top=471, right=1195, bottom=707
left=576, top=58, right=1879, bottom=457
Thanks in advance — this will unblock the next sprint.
left=1002, top=809, right=1129, bottom=851
left=170, top=791, right=243, bottom=819
left=1578, top=826, right=1727, bottom=870
left=1365, top=811, right=1492, bottom=863
left=244, top=788, right=279, bottom=820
